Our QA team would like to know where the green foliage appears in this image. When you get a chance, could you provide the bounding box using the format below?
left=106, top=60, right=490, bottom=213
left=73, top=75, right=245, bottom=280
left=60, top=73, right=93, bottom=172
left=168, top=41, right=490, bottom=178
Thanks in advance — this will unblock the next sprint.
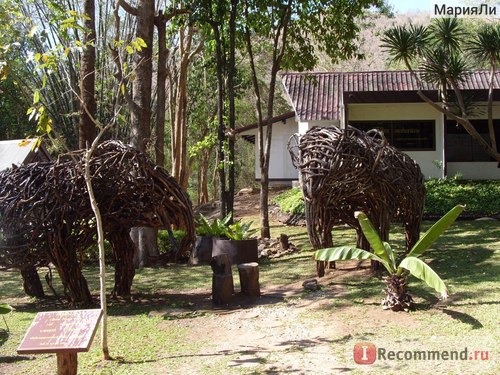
left=398, top=256, right=447, bottom=298
left=0, top=302, right=12, bottom=331
left=195, top=213, right=257, bottom=240
left=408, top=204, right=467, bottom=258
left=226, top=220, right=258, bottom=240
left=424, top=179, right=500, bottom=217
left=195, top=213, right=232, bottom=237
left=0, top=303, right=12, bottom=315
left=273, top=180, right=499, bottom=218
left=158, top=229, right=186, bottom=255
left=272, top=187, right=304, bottom=215
left=315, top=205, right=465, bottom=300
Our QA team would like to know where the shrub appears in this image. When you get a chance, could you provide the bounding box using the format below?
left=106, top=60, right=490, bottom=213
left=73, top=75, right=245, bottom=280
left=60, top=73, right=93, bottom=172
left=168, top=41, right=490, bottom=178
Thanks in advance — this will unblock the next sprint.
left=158, top=229, right=186, bottom=254
left=272, top=187, right=304, bottom=214
left=273, top=180, right=500, bottom=218
left=424, top=178, right=500, bottom=217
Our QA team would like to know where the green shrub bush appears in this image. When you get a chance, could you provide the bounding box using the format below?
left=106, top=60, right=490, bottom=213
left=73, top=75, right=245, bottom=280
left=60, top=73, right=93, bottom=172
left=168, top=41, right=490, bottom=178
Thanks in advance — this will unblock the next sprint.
left=158, top=229, right=186, bottom=254
left=273, top=179, right=500, bottom=218
left=424, top=178, right=500, bottom=217
left=272, top=187, right=304, bottom=215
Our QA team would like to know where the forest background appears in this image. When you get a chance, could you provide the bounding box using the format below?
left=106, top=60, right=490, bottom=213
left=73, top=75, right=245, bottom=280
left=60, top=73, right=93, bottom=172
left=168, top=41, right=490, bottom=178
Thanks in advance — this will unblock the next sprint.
left=0, top=0, right=430, bottom=203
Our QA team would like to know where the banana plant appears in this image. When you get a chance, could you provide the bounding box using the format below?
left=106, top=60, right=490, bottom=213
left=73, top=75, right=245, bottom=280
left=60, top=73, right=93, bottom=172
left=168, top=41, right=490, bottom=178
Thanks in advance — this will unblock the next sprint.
left=315, top=205, right=465, bottom=311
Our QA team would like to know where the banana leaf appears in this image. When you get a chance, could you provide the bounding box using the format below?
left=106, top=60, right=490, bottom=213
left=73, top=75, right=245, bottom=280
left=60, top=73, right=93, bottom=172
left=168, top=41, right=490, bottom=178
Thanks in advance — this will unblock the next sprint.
left=399, top=256, right=448, bottom=299
left=408, top=205, right=465, bottom=258
left=355, top=212, right=395, bottom=272
left=314, top=246, right=392, bottom=273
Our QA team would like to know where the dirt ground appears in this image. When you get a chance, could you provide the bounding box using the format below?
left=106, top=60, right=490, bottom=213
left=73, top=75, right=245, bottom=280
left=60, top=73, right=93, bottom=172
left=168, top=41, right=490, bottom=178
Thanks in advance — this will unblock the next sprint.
left=165, top=190, right=413, bottom=374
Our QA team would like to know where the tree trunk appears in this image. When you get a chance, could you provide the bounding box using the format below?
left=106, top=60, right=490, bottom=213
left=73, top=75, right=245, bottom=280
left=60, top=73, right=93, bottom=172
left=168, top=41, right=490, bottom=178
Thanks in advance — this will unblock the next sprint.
left=154, top=14, right=167, bottom=167
left=213, top=23, right=228, bottom=218
left=78, top=0, right=96, bottom=149
left=130, top=227, right=159, bottom=268
left=171, top=32, right=191, bottom=189
left=125, top=0, right=157, bottom=267
left=226, top=0, right=237, bottom=218
left=20, top=266, right=45, bottom=298
left=109, top=229, right=136, bottom=297
left=130, top=0, right=154, bottom=152
left=198, top=149, right=210, bottom=204
left=382, top=274, right=415, bottom=312
left=237, top=262, right=260, bottom=297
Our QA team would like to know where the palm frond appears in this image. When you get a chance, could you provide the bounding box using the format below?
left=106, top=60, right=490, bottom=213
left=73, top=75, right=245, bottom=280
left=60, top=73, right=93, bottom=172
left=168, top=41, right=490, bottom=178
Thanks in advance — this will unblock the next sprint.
left=429, top=17, right=464, bottom=52
left=355, top=211, right=395, bottom=272
left=381, top=25, right=428, bottom=67
left=466, top=23, right=500, bottom=67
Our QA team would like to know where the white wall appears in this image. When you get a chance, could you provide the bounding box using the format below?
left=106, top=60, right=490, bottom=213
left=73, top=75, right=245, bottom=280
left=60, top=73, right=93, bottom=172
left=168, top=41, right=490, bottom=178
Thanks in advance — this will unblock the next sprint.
left=298, top=120, right=339, bottom=134
left=240, top=102, right=500, bottom=182
left=447, top=162, right=500, bottom=179
left=347, top=103, right=445, bottom=179
left=239, top=117, right=299, bottom=182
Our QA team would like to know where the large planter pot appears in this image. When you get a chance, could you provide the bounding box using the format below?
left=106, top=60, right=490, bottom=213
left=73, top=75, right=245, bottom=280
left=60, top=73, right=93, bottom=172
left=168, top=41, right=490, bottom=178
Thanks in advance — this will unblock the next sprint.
left=188, top=236, right=213, bottom=265
left=212, top=238, right=258, bottom=266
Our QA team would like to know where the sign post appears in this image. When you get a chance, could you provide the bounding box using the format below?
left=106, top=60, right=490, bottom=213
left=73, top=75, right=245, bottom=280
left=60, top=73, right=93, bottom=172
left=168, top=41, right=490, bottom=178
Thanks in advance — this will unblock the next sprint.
left=17, top=309, right=103, bottom=375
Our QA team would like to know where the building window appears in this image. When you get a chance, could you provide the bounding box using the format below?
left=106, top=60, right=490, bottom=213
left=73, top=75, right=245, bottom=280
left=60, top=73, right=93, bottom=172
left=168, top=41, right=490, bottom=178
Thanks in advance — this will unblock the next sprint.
left=446, top=119, right=500, bottom=162
left=350, top=120, right=436, bottom=151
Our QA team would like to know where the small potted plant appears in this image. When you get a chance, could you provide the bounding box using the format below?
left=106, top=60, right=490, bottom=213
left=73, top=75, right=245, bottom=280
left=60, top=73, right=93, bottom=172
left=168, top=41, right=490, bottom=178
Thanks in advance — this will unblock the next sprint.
left=189, top=213, right=232, bottom=265
left=211, top=214, right=259, bottom=266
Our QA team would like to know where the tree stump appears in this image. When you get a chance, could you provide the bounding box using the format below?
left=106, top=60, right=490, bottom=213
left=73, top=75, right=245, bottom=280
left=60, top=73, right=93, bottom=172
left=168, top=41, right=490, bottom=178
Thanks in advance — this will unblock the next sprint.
left=279, top=234, right=289, bottom=251
left=237, top=262, right=260, bottom=297
left=210, top=254, right=234, bottom=305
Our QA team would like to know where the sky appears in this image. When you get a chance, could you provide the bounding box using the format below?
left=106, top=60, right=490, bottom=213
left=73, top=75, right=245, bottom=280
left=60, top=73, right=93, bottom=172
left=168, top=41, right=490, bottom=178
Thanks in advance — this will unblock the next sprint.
left=388, top=0, right=433, bottom=13
left=387, top=0, right=482, bottom=14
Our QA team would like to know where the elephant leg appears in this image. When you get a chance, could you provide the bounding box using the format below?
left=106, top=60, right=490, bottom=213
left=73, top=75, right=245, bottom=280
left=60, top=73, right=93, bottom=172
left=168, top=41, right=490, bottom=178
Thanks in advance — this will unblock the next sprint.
left=405, top=220, right=421, bottom=254
left=109, top=229, right=136, bottom=298
left=49, top=243, right=93, bottom=307
left=20, top=266, right=45, bottom=298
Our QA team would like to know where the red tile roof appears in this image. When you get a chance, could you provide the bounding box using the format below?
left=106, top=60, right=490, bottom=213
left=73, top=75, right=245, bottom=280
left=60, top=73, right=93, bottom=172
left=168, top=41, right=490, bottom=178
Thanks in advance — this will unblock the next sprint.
left=282, top=70, right=500, bottom=121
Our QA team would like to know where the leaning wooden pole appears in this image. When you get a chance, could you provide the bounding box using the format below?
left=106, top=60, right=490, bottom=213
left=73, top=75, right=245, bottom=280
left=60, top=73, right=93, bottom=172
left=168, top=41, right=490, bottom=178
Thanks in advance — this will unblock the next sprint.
left=83, top=124, right=113, bottom=360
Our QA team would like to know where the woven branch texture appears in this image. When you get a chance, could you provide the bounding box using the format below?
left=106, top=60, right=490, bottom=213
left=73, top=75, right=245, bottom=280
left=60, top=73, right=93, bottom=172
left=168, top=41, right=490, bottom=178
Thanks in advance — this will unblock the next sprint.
left=0, top=140, right=195, bottom=270
left=289, top=126, right=425, bottom=251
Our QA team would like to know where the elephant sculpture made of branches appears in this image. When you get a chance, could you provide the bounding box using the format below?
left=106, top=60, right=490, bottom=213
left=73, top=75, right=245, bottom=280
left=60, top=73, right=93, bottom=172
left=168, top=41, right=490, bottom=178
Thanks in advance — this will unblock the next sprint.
left=288, top=126, right=425, bottom=276
left=0, top=140, right=195, bottom=306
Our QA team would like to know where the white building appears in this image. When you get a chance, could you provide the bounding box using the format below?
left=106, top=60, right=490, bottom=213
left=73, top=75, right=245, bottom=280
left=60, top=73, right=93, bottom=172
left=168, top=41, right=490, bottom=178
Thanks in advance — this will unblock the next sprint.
left=237, top=71, right=500, bottom=183
left=0, top=139, right=51, bottom=171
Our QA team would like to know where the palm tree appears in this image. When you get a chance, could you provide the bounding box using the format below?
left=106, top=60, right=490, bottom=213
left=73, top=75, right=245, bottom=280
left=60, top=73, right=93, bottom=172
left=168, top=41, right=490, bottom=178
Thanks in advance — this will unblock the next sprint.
left=315, top=205, right=465, bottom=311
left=465, top=23, right=500, bottom=154
left=381, top=18, right=500, bottom=162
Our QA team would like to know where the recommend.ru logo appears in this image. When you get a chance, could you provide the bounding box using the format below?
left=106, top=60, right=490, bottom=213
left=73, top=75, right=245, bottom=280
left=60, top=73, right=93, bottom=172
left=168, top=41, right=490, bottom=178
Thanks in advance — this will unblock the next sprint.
left=353, top=342, right=490, bottom=364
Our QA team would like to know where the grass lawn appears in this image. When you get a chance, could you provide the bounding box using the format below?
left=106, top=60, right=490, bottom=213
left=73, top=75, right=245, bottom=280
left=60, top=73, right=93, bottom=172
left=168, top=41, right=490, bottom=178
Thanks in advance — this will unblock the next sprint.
left=0, top=219, right=498, bottom=374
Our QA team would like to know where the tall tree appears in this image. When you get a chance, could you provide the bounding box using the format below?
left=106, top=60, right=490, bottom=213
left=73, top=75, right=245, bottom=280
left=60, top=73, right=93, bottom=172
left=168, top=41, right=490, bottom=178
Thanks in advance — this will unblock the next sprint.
left=116, top=0, right=157, bottom=267
left=192, top=0, right=237, bottom=219
left=79, top=0, right=97, bottom=148
left=381, top=18, right=500, bottom=161
left=242, top=0, right=387, bottom=238
left=165, top=17, right=202, bottom=188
